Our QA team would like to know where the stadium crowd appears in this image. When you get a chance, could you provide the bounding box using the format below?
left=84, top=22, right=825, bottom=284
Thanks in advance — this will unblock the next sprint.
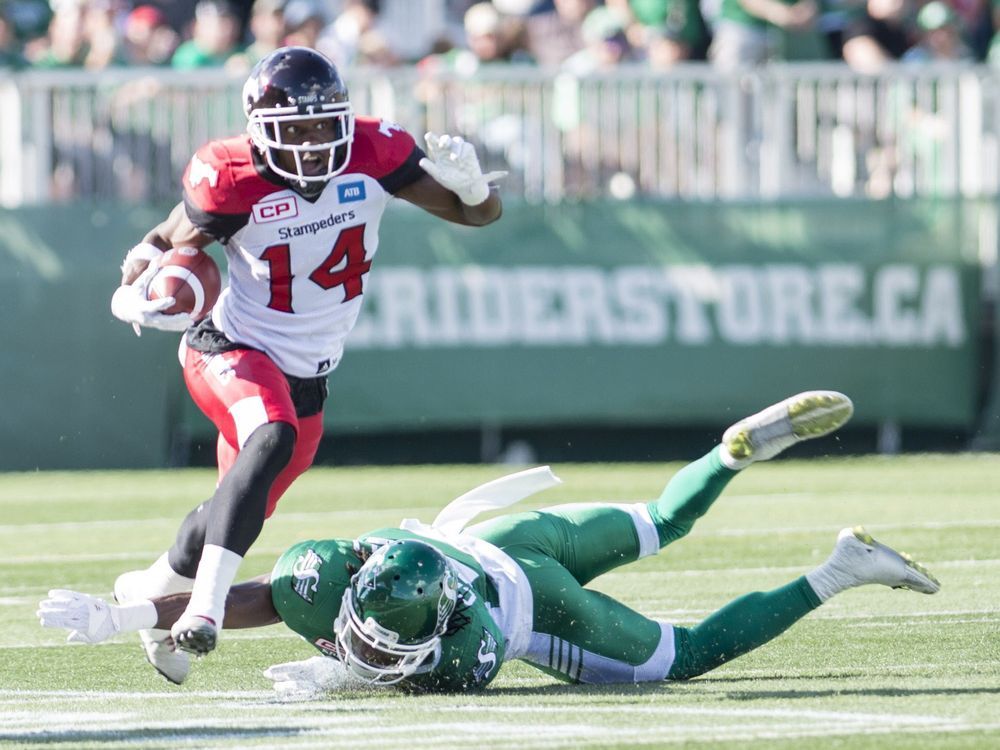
left=0, top=0, right=998, bottom=74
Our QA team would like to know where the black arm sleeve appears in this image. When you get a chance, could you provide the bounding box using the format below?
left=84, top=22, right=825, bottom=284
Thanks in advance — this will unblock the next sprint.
left=378, top=147, right=427, bottom=195
left=183, top=192, right=250, bottom=244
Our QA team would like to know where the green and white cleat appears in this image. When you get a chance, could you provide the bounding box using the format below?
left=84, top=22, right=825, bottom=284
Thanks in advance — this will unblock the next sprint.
left=830, top=526, right=941, bottom=595
left=722, top=390, right=854, bottom=467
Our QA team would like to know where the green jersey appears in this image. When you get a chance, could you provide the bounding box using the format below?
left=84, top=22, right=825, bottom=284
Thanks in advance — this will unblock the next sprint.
left=270, top=529, right=506, bottom=692
left=269, top=538, right=359, bottom=658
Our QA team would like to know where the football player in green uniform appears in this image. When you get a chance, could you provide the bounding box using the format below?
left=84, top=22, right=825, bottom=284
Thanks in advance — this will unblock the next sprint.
left=38, top=391, right=940, bottom=696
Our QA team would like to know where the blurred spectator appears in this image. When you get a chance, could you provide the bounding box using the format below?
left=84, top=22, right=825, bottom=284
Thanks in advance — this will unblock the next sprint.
left=463, top=2, right=518, bottom=64
left=902, top=1, right=973, bottom=61
left=0, top=5, right=28, bottom=68
left=493, top=0, right=543, bottom=12
left=525, top=0, right=596, bottom=66
left=563, top=5, right=635, bottom=72
left=318, top=0, right=397, bottom=67
left=283, top=0, right=326, bottom=49
left=152, top=0, right=199, bottom=35
left=171, top=0, right=243, bottom=68
left=421, top=2, right=529, bottom=73
left=2, top=0, right=52, bottom=42
left=947, top=0, right=991, bottom=58
left=989, top=0, right=1000, bottom=63
left=839, top=0, right=913, bottom=72
left=124, top=4, right=180, bottom=65
left=607, top=0, right=709, bottom=65
left=29, top=0, right=88, bottom=67
left=708, top=0, right=819, bottom=69
left=226, top=0, right=285, bottom=72
left=81, top=0, right=126, bottom=69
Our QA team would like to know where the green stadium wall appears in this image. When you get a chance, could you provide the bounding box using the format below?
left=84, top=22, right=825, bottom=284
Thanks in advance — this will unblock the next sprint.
left=0, top=198, right=986, bottom=470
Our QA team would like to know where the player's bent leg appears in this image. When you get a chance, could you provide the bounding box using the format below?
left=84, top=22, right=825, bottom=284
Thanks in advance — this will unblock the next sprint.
left=647, top=446, right=739, bottom=548
left=264, top=412, right=323, bottom=517
left=721, top=390, right=853, bottom=470
left=173, top=421, right=297, bottom=655
left=474, top=506, right=649, bottom=585
left=516, top=551, right=677, bottom=683
left=167, top=500, right=211, bottom=578
left=667, top=577, right=821, bottom=680
left=478, top=456, right=738, bottom=585
left=667, top=528, right=939, bottom=680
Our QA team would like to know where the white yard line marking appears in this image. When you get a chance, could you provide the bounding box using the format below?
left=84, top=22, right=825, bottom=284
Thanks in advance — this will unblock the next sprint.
left=0, top=698, right=991, bottom=749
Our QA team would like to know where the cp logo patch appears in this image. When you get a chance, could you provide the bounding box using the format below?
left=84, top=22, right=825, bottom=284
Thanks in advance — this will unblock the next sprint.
left=253, top=195, right=299, bottom=224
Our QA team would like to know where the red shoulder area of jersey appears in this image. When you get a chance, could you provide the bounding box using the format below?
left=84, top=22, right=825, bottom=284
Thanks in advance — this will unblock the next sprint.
left=344, top=117, right=418, bottom=180
left=183, top=135, right=284, bottom=214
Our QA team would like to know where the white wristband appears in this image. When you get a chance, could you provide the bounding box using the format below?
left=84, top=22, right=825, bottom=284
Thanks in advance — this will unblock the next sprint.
left=114, top=599, right=159, bottom=633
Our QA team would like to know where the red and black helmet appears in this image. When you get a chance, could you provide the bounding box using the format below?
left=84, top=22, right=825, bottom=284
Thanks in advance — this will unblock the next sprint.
left=242, top=46, right=355, bottom=185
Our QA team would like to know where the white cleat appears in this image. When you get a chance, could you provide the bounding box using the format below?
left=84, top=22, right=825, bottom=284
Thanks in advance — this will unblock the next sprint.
left=827, top=526, right=941, bottom=595
left=722, top=390, right=854, bottom=467
left=171, top=612, right=218, bottom=656
left=114, top=569, right=190, bottom=685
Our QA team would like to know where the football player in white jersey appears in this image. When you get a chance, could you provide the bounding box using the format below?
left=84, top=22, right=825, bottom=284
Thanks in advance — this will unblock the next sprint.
left=108, top=46, right=506, bottom=684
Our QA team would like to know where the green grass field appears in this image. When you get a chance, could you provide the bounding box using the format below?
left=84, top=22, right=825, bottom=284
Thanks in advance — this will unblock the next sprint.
left=1, top=456, right=998, bottom=749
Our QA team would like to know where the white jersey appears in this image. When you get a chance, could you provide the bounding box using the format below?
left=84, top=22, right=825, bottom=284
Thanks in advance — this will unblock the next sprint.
left=182, top=118, right=425, bottom=378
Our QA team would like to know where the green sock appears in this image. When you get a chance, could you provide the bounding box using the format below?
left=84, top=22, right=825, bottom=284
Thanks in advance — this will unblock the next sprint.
left=647, top=445, right=738, bottom=548
left=667, top=576, right=822, bottom=680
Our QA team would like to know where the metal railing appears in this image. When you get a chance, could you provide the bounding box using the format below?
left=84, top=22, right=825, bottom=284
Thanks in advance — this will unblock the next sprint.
left=1, top=62, right=998, bottom=206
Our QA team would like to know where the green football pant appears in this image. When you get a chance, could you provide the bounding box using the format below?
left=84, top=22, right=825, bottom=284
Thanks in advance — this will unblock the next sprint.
left=473, top=446, right=821, bottom=683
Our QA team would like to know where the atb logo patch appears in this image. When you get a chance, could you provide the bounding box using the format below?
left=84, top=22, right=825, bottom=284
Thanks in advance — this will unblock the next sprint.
left=337, top=181, right=366, bottom=203
left=473, top=628, right=499, bottom=683
left=253, top=194, right=299, bottom=224
left=291, top=548, right=323, bottom=604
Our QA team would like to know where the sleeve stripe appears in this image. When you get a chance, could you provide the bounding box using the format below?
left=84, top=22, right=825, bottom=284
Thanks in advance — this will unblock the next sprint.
left=184, top=193, right=250, bottom=243
left=378, top=147, right=427, bottom=194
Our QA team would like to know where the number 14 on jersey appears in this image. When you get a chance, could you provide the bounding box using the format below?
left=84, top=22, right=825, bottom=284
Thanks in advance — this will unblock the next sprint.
left=260, top=224, right=371, bottom=313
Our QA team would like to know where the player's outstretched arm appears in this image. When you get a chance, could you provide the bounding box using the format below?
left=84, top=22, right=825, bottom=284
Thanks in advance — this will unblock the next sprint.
left=398, top=132, right=504, bottom=227
left=37, top=576, right=280, bottom=644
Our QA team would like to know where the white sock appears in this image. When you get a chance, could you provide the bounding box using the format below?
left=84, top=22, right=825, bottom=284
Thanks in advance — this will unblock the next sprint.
left=115, top=600, right=159, bottom=633
left=147, top=552, right=196, bottom=596
left=805, top=562, right=857, bottom=603
left=184, top=544, right=243, bottom=629
left=717, top=445, right=750, bottom=471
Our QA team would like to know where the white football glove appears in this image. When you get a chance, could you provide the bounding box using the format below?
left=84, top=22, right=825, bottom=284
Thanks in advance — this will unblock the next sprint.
left=120, top=242, right=164, bottom=284
left=263, top=656, right=370, bottom=701
left=111, top=262, right=194, bottom=337
left=37, top=589, right=122, bottom=644
left=418, top=132, right=507, bottom=206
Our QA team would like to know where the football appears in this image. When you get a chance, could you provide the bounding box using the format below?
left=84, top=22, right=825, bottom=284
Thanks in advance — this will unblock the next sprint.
left=146, top=247, right=222, bottom=320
